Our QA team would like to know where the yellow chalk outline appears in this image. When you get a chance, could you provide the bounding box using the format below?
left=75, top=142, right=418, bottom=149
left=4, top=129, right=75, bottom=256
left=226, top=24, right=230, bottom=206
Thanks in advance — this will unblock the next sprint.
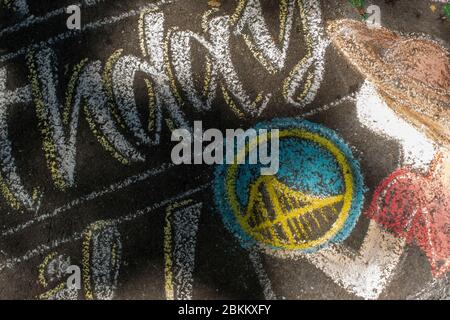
left=282, top=0, right=315, bottom=103
left=38, top=252, right=58, bottom=288
left=38, top=282, right=66, bottom=300
left=82, top=220, right=120, bottom=300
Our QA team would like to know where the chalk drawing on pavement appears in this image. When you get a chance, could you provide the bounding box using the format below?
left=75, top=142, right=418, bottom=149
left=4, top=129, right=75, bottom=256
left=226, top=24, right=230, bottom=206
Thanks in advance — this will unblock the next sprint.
left=164, top=200, right=202, bottom=300
left=214, top=119, right=365, bottom=253
left=366, top=155, right=450, bottom=278
left=0, top=0, right=28, bottom=17
left=37, top=220, right=122, bottom=300
left=37, top=252, right=78, bottom=300
left=268, top=219, right=406, bottom=300
left=248, top=249, right=276, bottom=300
left=289, top=79, right=443, bottom=299
left=232, top=0, right=328, bottom=108
left=0, top=182, right=210, bottom=289
left=328, top=19, right=450, bottom=149
left=1, top=0, right=446, bottom=300
left=82, top=220, right=122, bottom=300
left=328, top=19, right=450, bottom=281
left=357, top=84, right=449, bottom=279
left=0, top=0, right=329, bottom=211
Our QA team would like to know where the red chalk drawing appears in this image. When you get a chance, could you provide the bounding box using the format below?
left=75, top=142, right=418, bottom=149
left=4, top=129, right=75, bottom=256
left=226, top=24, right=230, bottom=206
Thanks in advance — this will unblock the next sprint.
left=366, top=153, right=450, bottom=277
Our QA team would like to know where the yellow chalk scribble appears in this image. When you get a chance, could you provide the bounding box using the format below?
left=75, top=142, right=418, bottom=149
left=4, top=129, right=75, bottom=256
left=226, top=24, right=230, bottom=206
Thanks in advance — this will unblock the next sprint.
left=38, top=252, right=58, bottom=288
left=27, top=51, right=67, bottom=191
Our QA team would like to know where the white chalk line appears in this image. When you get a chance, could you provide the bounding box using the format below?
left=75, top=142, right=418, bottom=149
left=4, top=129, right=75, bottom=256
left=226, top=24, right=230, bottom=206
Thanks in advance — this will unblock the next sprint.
left=0, top=90, right=356, bottom=281
left=0, top=162, right=175, bottom=239
left=0, top=0, right=178, bottom=64
left=0, top=84, right=352, bottom=241
left=0, top=182, right=211, bottom=272
left=172, top=202, right=203, bottom=300
left=298, top=93, right=357, bottom=119
left=0, top=92, right=354, bottom=280
left=248, top=249, right=276, bottom=300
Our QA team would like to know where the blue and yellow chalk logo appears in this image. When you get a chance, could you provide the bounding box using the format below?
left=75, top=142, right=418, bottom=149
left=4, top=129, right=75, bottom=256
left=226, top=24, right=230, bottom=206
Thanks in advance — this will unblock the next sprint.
left=214, top=119, right=365, bottom=252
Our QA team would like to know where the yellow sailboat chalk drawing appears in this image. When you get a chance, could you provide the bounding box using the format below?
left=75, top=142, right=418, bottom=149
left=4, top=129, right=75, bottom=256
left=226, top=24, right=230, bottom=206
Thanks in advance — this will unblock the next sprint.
left=244, top=175, right=345, bottom=248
